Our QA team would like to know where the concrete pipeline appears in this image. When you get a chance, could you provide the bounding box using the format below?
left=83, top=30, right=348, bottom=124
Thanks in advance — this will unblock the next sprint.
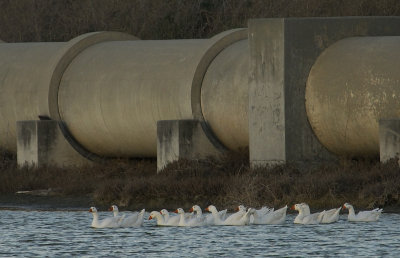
left=0, top=29, right=248, bottom=159
left=2, top=17, right=400, bottom=168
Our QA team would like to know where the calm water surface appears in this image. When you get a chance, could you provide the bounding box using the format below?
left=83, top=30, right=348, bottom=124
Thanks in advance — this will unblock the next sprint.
left=0, top=210, right=399, bottom=257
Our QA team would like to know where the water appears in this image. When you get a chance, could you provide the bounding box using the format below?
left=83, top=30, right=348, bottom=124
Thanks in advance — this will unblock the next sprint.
left=0, top=209, right=399, bottom=257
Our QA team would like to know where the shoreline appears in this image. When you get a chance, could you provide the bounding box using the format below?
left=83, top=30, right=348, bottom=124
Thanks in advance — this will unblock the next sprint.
left=1, top=193, right=400, bottom=214
left=0, top=194, right=92, bottom=211
left=1, top=154, right=400, bottom=213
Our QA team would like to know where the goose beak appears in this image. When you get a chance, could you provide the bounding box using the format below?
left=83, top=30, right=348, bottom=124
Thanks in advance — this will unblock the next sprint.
left=148, top=216, right=153, bottom=220
left=205, top=207, right=209, bottom=212
left=108, top=207, right=113, bottom=211
left=189, top=207, right=194, bottom=212
left=342, top=205, right=346, bottom=209
left=235, top=206, right=239, bottom=212
left=89, top=208, right=93, bottom=213
left=290, top=205, right=295, bottom=210
left=174, top=209, right=179, bottom=213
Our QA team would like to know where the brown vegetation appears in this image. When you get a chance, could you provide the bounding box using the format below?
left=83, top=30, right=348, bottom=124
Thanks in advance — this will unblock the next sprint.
left=1, top=0, right=400, bottom=42
left=0, top=148, right=399, bottom=212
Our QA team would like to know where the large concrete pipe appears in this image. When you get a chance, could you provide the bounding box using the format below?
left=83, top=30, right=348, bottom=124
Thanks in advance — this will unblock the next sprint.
left=0, top=42, right=65, bottom=151
left=306, top=36, right=400, bottom=157
left=0, top=32, right=137, bottom=153
left=0, top=29, right=248, bottom=158
left=58, top=29, right=247, bottom=157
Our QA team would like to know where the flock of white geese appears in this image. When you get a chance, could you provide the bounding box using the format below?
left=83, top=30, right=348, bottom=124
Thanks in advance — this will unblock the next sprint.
left=88, top=203, right=383, bottom=228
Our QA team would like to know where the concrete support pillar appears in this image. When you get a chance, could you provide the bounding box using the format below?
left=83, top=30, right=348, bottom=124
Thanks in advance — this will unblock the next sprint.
left=248, top=18, right=334, bottom=167
left=16, top=120, right=91, bottom=167
left=379, top=119, right=400, bottom=163
left=157, top=120, right=221, bottom=172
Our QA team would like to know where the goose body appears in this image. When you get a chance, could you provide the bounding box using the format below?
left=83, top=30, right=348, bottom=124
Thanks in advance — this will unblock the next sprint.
left=343, top=203, right=382, bottom=222
left=189, top=205, right=214, bottom=225
left=204, top=205, right=230, bottom=225
left=253, top=205, right=288, bottom=224
left=109, top=205, right=145, bottom=227
left=292, top=203, right=325, bottom=225
left=205, top=205, right=254, bottom=226
left=174, top=208, right=205, bottom=227
left=160, top=209, right=180, bottom=226
left=222, top=205, right=247, bottom=225
left=89, top=207, right=121, bottom=228
left=321, top=207, right=341, bottom=224
left=132, top=209, right=146, bottom=227
left=218, top=208, right=228, bottom=221
left=253, top=206, right=272, bottom=218
left=205, top=205, right=228, bottom=225
left=230, top=208, right=255, bottom=226
left=148, top=211, right=168, bottom=226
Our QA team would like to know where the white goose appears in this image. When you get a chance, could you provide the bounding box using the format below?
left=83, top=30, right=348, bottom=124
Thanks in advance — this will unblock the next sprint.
left=218, top=208, right=228, bottom=220
left=291, top=203, right=325, bottom=225
left=109, top=205, right=145, bottom=227
left=160, top=209, right=180, bottom=226
left=343, top=203, right=382, bottom=222
left=205, top=205, right=254, bottom=226
left=174, top=208, right=205, bottom=227
left=321, top=207, right=341, bottom=224
left=223, top=205, right=247, bottom=225
left=235, top=208, right=256, bottom=226
left=252, top=205, right=288, bottom=225
left=204, top=205, right=231, bottom=225
left=109, top=205, right=124, bottom=220
left=89, top=207, right=121, bottom=228
left=254, top=206, right=272, bottom=217
left=189, top=205, right=214, bottom=225
left=148, top=211, right=168, bottom=226
left=205, top=205, right=229, bottom=225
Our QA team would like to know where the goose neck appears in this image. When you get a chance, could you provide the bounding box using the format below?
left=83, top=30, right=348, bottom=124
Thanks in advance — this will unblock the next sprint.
left=302, top=206, right=311, bottom=215
left=163, top=212, right=170, bottom=220
left=156, top=213, right=165, bottom=223
left=179, top=212, right=186, bottom=225
left=347, top=206, right=355, bottom=216
left=91, top=213, right=99, bottom=226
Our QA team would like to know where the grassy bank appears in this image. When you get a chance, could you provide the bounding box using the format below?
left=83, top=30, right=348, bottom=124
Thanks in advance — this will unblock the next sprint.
left=0, top=150, right=399, bottom=212
left=1, top=0, right=400, bottom=42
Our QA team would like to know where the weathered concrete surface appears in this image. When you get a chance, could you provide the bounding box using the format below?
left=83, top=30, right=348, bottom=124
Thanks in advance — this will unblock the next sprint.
left=58, top=29, right=246, bottom=157
left=379, top=120, right=400, bottom=163
left=17, top=120, right=91, bottom=167
left=201, top=39, right=249, bottom=150
left=248, top=17, right=400, bottom=167
left=307, top=37, right=400, bottom=157
left=157, top=120, right=220, bottom=171
left=0, top=32, right=135, bottom=157
left=0, top=42, right=65, bottom=152
left=248, top=19, right=286, bottom=166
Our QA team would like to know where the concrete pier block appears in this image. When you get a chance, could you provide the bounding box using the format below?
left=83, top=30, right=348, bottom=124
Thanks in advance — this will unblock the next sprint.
left=379, top=119, right=400, bottom=163
left=17, top=120, right=91, bottom=167
left=157, top=120, right=221, bottom=172
left=248, top=17, right=400, bottom=167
